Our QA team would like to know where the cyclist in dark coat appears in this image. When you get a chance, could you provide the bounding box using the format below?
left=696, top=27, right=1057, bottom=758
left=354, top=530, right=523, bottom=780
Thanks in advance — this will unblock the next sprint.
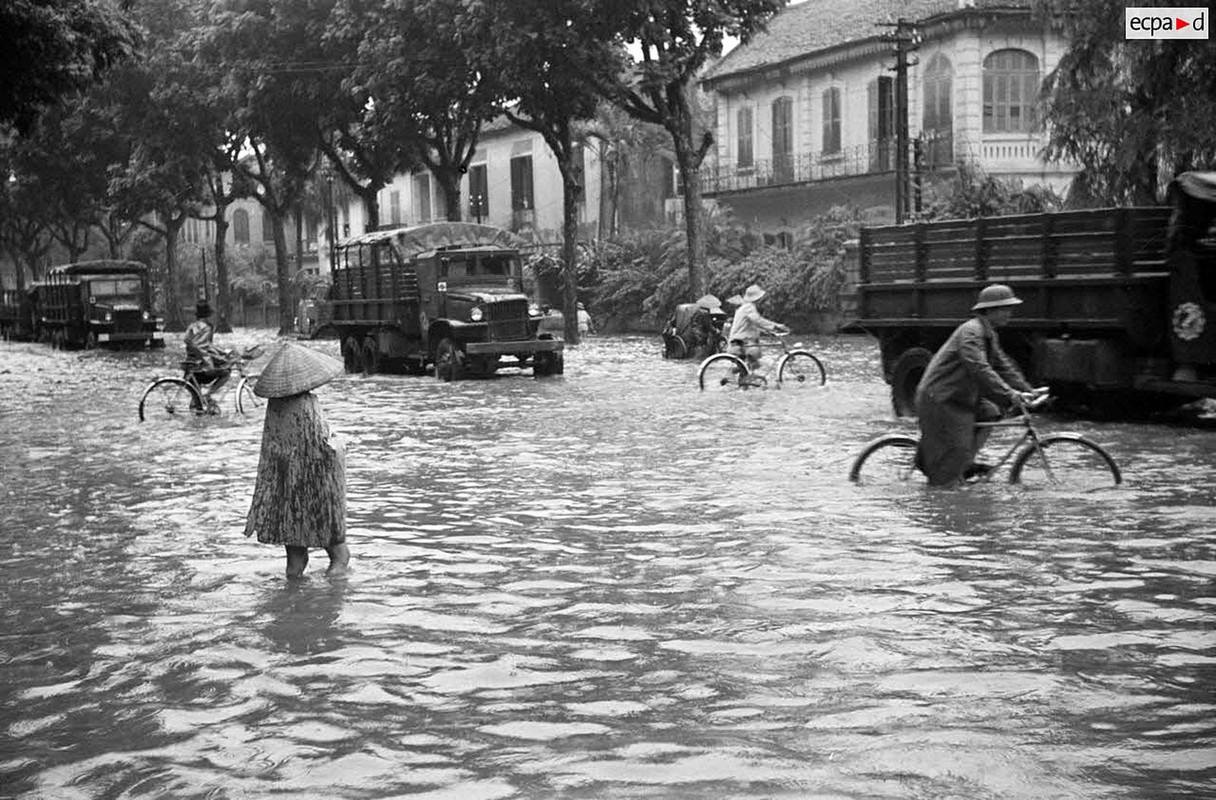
left=915, top=284, right=1038, bottom=487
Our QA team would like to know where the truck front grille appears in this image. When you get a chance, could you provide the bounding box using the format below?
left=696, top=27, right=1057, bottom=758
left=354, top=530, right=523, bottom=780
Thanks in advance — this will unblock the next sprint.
left=485, top=299, right=530, bottom=341
left=113, top=310, right=143, bottom=334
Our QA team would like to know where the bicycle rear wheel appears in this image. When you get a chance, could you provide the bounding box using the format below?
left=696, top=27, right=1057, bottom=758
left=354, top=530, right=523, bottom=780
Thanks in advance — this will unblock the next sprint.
left=139, top=378, right=203, bottom=422
left=848, top=434, right=920, bottom=485
left=1010, top=434, right=1122, bottom=491
left=698, top=353, right=751, bottom=391
left=777, top=350, right=826, bottom=387
left=236, top=374, right=263, bottom=415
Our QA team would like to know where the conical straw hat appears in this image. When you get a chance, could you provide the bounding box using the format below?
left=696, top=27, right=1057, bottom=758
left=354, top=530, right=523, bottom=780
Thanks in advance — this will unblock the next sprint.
left=253, top=342, right=345, bottom=398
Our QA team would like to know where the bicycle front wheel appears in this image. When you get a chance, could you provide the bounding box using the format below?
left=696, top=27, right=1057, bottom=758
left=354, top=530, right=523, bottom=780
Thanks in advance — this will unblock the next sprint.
left=139, top=378, right=203, bottom=422
left=236, top=374, right=262, bottom=415
left=1010, top=434, right=1122, bottom=491
left=849, top=434, right=920, bottom=485
left=777, top=350, right=826, bottom=387
left=698, top=353, right=750, bottom=391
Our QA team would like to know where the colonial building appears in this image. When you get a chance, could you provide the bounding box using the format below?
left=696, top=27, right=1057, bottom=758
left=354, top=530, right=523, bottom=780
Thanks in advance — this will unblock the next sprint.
left=700, top=0, right=1075, bottom=236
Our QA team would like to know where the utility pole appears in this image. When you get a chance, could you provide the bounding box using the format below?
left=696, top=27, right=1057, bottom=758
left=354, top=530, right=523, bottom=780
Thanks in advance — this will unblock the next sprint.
left=880, top=18, right=920, bottom=224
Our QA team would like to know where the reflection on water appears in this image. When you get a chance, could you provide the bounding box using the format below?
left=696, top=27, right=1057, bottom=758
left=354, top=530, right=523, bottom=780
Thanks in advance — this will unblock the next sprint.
left=1, top=332, right=1214, bottom=798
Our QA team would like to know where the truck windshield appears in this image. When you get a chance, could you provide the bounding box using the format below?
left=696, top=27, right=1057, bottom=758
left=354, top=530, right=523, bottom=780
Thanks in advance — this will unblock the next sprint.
left=441, top=253, right=519, bottom=280
left=88, top=277, right=143, bottom=305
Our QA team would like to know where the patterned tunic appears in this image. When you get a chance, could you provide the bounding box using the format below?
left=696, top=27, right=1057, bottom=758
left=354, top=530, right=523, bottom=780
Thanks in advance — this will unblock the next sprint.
left=245, top=392, right=346, bottom=547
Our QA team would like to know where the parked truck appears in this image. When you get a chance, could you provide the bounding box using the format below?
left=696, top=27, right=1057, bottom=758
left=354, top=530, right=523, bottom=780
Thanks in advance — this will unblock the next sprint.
left=848, top=171, right=1216, bottom=416
left=33, top=260, right=164, bottom=350
left=0, top=288, right=34, bottom=341
left=315, top=222, right=564, bottom=379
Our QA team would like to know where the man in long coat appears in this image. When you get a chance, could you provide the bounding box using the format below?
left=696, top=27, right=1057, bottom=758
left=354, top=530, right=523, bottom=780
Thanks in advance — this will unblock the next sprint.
left=915, top=284, right=1038, bottom=487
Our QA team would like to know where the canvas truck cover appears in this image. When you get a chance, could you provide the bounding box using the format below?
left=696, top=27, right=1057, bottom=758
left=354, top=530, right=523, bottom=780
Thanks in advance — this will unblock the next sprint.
left=341, top=222, right=524, bottom=256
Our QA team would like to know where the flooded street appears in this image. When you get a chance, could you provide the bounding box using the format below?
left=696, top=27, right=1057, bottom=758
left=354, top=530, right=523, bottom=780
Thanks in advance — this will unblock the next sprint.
left=1, top=331, right=1214, bottom=799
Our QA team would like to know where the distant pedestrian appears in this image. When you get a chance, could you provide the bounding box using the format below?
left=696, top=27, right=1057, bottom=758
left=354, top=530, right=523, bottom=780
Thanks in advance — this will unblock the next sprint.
left=244, top=342, right=349, bottom=578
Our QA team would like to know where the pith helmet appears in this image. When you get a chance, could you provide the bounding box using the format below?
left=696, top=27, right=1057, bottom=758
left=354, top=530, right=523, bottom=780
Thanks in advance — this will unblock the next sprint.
left=972, top=284, right=1023, bottom=311
left=696, top=294, right=722, bottom=312
left=253, top=342, right=345, bottom=398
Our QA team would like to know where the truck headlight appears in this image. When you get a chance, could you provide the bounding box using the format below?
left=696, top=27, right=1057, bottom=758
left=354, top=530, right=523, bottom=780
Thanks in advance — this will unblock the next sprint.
left=470, top=306, right=484, bottom=322
left=105, top=312, right=112, bottom=322
left=142, top=311, right=150, bottom=320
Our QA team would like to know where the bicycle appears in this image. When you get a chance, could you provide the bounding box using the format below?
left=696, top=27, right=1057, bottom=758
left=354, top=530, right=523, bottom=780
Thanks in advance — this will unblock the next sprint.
left=848, top=392, right=1122, bottom=490
left=697, top=332, right=826, bottom=391
left=138, top=345, right=263, bottom=422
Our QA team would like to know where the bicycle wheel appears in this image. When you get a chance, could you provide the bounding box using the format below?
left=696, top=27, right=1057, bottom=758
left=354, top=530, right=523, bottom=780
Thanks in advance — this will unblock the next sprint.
left=138, top=378, right=203, bottom=422
left=236, top=374, right=263, bottom=415
left=848, top=434, right=920, bottom=485
left=777, top=350, right=827, bottom=387
left=1009, top=434, right=1122, bottom=491
left=698, top=353, right=749, bottom=391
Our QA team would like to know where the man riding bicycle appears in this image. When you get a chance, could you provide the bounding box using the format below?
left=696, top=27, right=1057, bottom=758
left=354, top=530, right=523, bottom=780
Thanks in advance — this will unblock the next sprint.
left=183, top=301, right=232, bottom=407
left=727, top=284, right=789, bottom=369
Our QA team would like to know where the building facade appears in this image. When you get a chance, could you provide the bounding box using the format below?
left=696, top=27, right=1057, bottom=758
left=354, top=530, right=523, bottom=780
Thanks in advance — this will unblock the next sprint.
left=700, top=0, right=1075, bottom=237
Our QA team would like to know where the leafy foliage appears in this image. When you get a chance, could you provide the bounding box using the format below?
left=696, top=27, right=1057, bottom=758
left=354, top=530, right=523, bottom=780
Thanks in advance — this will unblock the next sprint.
left=575, top=206, right=860, bottom=331
left=0, top=0, right=139, bottom=136
left=1036, top=0, right=1216, bottom=203
left=917, top=161, right=1064, bottom=220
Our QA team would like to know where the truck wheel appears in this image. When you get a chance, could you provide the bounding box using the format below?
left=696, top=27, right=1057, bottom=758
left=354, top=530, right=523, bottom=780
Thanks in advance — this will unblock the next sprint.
left=435, top=338, right=464, bottom=381
left=341, top=336, right=361, bottom=373
left=362, top=337, right=380, bottom=375
left=891, top=347, right=933, bottom=417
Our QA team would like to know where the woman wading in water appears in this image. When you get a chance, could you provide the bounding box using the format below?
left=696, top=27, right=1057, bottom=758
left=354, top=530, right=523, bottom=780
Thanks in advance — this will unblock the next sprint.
left=244, top=343, right=350, bottom=577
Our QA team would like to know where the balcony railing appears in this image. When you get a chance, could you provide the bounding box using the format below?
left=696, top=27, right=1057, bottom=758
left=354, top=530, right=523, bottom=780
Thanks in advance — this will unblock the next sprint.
left=702, top=132, right=961, bottom=196
left=703, top=140, right=900, bottom=195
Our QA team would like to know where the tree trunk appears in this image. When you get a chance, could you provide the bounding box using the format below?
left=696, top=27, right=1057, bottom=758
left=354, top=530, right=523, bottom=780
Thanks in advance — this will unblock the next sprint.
left=559, top=152, right=581, bottom=346
left=214, top=211, right=233, bottom=334
left=271, top=207, right=294, bottom=335
left=294, top=206, right=304, bottom=274
left=162, top=217, right=186, bottom=332
left=673, top=136, right=707, bottom=298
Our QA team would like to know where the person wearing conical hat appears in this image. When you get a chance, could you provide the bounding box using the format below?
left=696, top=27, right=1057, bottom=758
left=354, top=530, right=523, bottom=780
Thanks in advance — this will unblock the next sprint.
left=726, top=284, right=789, bottom=370
left=914, top=284, right=1043, bottom=487
left=244, top=342, right=349, bottom=577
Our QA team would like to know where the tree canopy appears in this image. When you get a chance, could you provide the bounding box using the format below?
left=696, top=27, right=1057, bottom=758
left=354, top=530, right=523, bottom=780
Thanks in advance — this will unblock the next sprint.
left=1038, top=0, right=1216, bottom=204
left=0, top=0, right=140, bottom=136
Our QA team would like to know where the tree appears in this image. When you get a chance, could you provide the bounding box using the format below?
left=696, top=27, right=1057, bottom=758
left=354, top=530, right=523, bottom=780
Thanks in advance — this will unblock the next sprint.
left=202, top=0, right=326, bottom=334
left=585, top=0, right=785, bottom=297
left=0, top=0, right=139, bottom=136
left=471, top=0, right=616, bottom=344
left=321, top=0, right=419, bottom=232
left=355, top=0, right=501, bottom=223
left=1037, top=0, right=1216, bottom=204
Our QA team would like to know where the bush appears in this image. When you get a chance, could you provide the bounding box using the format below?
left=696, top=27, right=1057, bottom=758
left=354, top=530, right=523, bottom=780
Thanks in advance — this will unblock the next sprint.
left=919, top=161, right=1064, bottom=220
left=571, top=206, right=861, bottom=331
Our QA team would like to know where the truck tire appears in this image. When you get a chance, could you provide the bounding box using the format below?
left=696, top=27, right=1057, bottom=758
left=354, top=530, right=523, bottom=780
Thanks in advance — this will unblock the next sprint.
left=341, top=335, right=361, bottom=374
left=891, top=347, right=933, bottom=418
left=435, top=338, right=464, bottom=382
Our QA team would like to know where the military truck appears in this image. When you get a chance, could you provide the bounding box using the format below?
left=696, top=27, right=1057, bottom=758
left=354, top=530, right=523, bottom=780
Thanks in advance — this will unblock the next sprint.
left=848, top=171, right=1216, bottom=416
left=34, top=260, right=164, bottom=350
left=316, top=222, right=564, bottom=379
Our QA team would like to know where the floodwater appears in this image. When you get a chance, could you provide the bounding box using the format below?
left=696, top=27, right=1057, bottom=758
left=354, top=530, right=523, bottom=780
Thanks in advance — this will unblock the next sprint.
left=1, top=331, right=1214, bottom=799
